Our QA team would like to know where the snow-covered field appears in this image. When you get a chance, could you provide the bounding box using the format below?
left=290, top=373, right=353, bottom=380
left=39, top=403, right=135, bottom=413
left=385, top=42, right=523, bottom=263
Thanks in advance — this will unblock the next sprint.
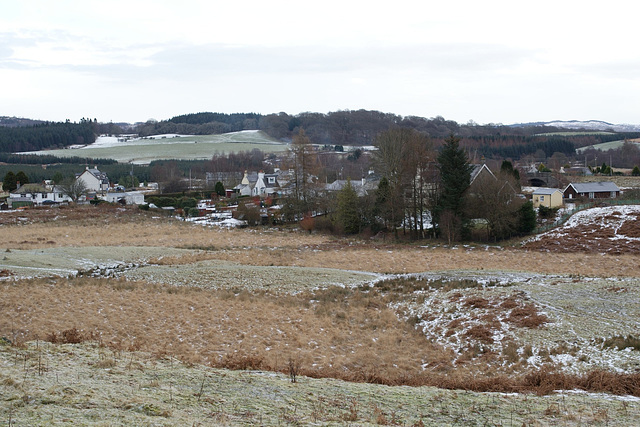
left=389, top=272, right=640, bottom=375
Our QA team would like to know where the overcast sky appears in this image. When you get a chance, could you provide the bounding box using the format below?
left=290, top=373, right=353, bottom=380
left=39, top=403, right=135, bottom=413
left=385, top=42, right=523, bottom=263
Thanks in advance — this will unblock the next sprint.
left=1, top=1, right=638, bottom=125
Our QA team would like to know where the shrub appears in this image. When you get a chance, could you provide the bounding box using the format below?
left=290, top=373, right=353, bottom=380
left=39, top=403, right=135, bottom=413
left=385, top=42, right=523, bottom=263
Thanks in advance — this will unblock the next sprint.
left=507, top=304, right=549, bottom=328
left=179, top=197, right=198, bottom=209
left=538, top=205, right=557, bottom=219
left=603, top=335, right=640, bottom=351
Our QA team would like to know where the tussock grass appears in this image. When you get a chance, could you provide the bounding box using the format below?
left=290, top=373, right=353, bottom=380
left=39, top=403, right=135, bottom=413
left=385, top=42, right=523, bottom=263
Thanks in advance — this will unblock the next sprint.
left=2, top=276, right=638, bottom=398
left=603, top=335, right=640, bottom=351
left=3, top=205, right=640, bottom=277
left=507, top=304, right=549, bottom=328
left=0, top=277, right=451, bottom=385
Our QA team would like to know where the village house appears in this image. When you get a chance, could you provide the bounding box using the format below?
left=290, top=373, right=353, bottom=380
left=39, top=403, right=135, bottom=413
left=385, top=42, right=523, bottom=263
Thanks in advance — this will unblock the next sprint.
left=252, top=172, right=280, bottom=197
left=76, top=167, right=110, bottom=194
left=8, top=183, right=72, bottom=208
left=233, top=171, right=254, bottom=197
left=563, top=182, right=620, bottom=200
left=468, top=164, right=519, bottom=199
left=230, top=170, right=282, bottom=198
left=325, top=170, right=380, bottom=197
left=532, top=188, right=564, bottom=208
left=470, top=164, right=496, bottom=184
left=103, top=191, right=145, bottom=205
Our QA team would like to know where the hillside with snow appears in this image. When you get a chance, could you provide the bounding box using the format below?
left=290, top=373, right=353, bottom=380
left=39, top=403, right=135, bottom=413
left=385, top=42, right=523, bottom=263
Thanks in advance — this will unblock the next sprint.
left=524, top=205, right=640, bottom=253
left=511, top=120, right=640, bottom=132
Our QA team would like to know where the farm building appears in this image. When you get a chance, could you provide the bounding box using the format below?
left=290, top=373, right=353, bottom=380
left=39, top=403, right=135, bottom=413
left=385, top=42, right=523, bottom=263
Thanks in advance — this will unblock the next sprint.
left=563, top=182, right=620, bottom=200
left=532, top=188, right=564, bottom=208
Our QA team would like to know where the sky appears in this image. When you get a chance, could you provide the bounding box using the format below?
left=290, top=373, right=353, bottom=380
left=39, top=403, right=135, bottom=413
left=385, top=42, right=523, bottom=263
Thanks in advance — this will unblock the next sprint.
left=1, top=0, right=639, bottom=125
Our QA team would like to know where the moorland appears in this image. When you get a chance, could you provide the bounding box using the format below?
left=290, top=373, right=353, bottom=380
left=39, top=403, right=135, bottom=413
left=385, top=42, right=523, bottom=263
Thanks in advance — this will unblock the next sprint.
left=1, top=204, right=640, bottom=425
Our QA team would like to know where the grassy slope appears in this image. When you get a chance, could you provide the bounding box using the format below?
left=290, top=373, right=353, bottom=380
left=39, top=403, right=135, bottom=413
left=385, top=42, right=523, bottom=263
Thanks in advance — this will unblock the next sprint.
left=2, top=341, right=638, bottom=426
left=2, top=205, right=640, bottom=424
left=23, top=131, right=288, bottom=163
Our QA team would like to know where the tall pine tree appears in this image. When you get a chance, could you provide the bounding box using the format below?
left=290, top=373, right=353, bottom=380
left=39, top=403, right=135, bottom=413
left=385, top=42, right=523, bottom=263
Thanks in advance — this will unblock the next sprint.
left=3, top=171, right=17, bottom=192
left=434, top=134, right=472, bottom=242
left=336, top=179, right=361, bottom=234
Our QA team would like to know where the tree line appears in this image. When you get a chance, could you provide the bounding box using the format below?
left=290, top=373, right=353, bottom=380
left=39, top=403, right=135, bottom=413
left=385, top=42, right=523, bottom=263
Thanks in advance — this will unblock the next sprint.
left=0, top=119, right=97, bottom=153
left=132, top=110, right=577, bottom=147
left=277, top=128, right=535, bottom=242
left=0, top=153, right=116, bottom=165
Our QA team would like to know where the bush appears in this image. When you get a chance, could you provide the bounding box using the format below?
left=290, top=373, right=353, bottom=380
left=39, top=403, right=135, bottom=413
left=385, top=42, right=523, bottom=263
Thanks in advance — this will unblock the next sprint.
left=179, top=197, right=198, bottom=209
left=147, top=197, right=176, bottom=208
left=538, top=205, right=557, bottom=219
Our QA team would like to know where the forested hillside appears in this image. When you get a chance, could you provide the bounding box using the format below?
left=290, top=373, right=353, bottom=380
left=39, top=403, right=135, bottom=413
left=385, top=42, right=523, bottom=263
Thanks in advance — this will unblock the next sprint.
left=134, top=110, right=562, bottom=145
left=0, top=119, right=96, bottom=152
left=4, top=111, right=640, bottom=165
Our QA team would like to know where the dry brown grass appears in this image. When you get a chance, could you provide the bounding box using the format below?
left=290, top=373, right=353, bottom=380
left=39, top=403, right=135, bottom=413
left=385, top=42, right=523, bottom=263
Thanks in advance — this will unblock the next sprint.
left=507, top=304, right=549, bottom=328
left=0, top=277, right=453, bottom=382
left=3, top=277, right=639, bottom=397
left=3, top=205, right=640, bottom=277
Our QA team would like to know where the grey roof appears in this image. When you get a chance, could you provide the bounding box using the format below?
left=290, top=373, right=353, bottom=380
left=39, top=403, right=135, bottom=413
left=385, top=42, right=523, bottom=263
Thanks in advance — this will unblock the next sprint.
left=567, top=181, right=620, bottom=193
left=12, top=184, right=47, bottom=194
left=470, top=164, right=495, bottom=183
left=533, top=187, right=563, bottom=195
left=325, top=179, right=377, bottom=196
left=76, top=168, right=109, bottom=183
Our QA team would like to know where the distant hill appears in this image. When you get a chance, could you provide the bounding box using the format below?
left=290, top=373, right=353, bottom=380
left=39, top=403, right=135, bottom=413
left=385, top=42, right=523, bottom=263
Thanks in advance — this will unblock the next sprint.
left=511, top=120, right=640, bottom=133
left=0, top=116, right=46, bottom=127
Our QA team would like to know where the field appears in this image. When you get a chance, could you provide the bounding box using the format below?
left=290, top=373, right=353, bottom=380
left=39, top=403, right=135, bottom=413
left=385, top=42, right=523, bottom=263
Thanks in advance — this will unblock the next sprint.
left=23, top=130, right=288, bottom=164
left=1, top=204, right=640, bottom=425
left=534, top=132, right=616, bottom=137
left=575, top=138, right=640, bottom=153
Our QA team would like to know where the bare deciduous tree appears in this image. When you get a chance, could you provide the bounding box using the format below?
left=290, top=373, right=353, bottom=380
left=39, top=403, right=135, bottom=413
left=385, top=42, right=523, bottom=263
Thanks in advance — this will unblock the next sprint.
left=58, top=177, right=88, bottom=203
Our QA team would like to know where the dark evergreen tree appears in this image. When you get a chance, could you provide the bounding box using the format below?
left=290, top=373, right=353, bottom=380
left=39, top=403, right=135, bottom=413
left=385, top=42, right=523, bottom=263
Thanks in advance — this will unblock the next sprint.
left=52, top=172, right=64, bottom=184
left=518, top=201, right=537, bottom=234
left=632, top=166, right=640, bottom=176
left=336, top=179, right=361, bottom=234
left=374, top=176, right=393, bottom=230
left=433, top=134, right=472, bottom=242
left=500, top=160, right=520, bottom=181
left=214, top=181, right=225, bottom=197
left=15, top=171, right=29, bottom=187
left=3, top=171, right=17, bottom=192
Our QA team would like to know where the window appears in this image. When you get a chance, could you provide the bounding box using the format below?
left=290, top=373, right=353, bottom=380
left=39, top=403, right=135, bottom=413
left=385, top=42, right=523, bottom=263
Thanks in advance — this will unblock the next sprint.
left=268, top=177, right=275, bottom=184
left=540, top=195, right=545, bottom=201
left=589, top=192, right=594, bottom=198
left=611, top=191, right=616, bottom=198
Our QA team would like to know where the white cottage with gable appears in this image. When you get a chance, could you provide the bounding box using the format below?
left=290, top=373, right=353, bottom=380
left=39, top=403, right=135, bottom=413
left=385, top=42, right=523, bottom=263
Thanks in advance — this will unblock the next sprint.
left=76, top=167, right=110, bottom=194
left=252, top=172, right=279, bottom=197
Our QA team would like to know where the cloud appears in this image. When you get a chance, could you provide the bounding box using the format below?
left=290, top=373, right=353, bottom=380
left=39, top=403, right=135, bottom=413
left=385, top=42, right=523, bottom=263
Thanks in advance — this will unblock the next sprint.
left=67, top=41, right=534, bottom=85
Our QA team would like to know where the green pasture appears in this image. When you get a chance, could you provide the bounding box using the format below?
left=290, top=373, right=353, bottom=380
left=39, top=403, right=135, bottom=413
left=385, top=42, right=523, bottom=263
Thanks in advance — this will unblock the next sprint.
left=534, top=131, right=616, bottom=137
left=576, top=139, right=640, bottom=153
left=26, top=131, right=289, bottom=164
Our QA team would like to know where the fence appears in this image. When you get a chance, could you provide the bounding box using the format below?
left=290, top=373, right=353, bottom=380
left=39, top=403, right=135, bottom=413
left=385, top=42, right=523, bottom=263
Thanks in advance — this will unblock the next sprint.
left=534, top=199, right=640, bottom=234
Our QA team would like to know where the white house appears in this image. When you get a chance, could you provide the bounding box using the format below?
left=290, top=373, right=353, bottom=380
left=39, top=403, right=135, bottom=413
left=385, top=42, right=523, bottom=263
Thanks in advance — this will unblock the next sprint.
left=103, top=191, right=145, bottom=205
left=234, top=171, right=253, bottom=197
left=76, top=167, right=110, bottom=193
left=8, top=183, right=72, bottom=207
left=252, top=172, right=279, bottom=197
